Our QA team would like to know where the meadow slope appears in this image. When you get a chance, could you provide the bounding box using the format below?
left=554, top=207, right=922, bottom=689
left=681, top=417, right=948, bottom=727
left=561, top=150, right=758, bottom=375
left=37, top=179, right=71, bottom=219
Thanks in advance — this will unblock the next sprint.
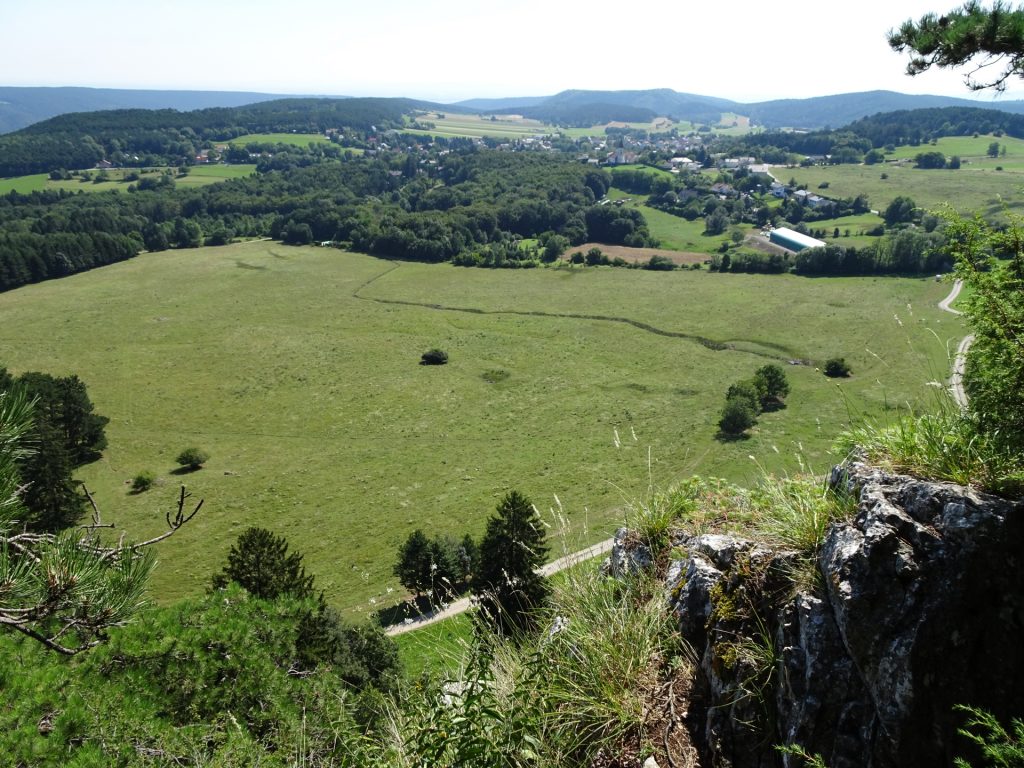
left=0, top=241, right=959, bottom=616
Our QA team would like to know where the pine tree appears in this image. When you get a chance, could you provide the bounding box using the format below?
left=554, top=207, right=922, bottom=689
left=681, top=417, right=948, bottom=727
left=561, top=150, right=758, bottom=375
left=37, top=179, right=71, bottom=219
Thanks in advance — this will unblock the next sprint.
left=474, top=490, right=550, bottom=635
left=393, top=529, right=433, bottom=596
left=889, top=2, right=1024, bottom=92
left=0, top=389, right=201, bottom=653
left=3, top=369, right=109, bottom=532
left=212, top=527, right=314, bottom=600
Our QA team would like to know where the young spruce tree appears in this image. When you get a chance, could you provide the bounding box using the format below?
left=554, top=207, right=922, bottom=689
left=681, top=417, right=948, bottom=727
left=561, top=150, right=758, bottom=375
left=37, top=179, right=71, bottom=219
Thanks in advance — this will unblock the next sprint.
left=474, top=489, right=550, bottom=635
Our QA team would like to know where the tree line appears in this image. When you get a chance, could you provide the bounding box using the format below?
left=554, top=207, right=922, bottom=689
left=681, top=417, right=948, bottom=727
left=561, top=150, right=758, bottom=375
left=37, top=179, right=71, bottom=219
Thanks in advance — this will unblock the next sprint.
left=0, top=97, right=426, bottom=176
left=0, top=147, right=659, bottom=292
left=712, top=105, right=1024, bottom=164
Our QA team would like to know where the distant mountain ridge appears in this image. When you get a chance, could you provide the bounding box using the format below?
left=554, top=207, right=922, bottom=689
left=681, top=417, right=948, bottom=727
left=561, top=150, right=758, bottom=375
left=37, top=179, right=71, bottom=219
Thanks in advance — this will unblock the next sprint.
left=0, top=87, right=345, bottom=134
left=7, top=85, right=1024, bottom=135
left=745, top=90, right=1024, bottom=129
left=454, top=96, right=548, bottom=111
left=461, top=88, right=1024, bottom=130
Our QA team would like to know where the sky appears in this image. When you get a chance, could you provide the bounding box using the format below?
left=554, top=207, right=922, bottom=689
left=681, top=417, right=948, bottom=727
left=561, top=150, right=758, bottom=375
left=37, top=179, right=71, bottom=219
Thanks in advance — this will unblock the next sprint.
left=4, top=0, right=1024, bottom=104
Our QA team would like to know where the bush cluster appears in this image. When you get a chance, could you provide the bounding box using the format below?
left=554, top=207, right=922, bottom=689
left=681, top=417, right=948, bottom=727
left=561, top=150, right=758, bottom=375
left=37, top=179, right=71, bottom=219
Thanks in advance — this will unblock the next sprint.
left=420, top=348, right=448, bottom=365
left=175, top=446, right=209, bottom=469
left=393, top=529, right=478, bottom=599
left=824, top=357, right=852, bottom=378
left=717, top=364, right=791, bottom=437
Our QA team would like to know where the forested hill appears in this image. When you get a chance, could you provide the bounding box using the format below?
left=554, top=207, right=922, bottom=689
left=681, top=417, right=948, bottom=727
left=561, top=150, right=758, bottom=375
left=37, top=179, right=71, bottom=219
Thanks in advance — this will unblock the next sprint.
left=845, top=105, right=1024, bottom=146
left=20, top=97, right=439, bottom=136
left=0, top=149, right=660, bottom=293
left=0, top=86, right=293, bottom=134
left=502, top=88, right=735, bottom=126
left=0, top=97, right=443, bottom=177
left=475, top=87, right=1024, bottom=129
left=714, top=105, right=1024, bottom=163
left=744, top=89, right=1024, bottom=129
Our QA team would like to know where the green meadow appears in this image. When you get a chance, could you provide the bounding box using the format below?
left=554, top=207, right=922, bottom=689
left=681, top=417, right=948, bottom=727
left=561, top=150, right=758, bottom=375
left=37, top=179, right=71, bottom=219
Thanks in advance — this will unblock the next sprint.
left=176, top=164, right=257, bottom=185
left=781, top=160, right=1024, bottom=218
left=561, top=119, right=699, bottom=139
left=636, top=202, right=726, bottom=253
left=607, top=187, right=729, bottom=253
left=884, top=133, right=1024, bottom=164
left=0, top=165, right=255, bottom=194
left=229, top=132, right=331, bottom=146
left=0, top=241, right=959, bottom=618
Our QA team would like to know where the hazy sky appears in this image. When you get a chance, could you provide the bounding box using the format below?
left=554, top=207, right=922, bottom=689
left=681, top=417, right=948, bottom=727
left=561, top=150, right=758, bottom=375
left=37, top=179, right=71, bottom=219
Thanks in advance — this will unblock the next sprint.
left=4, top=0, right=1023, bottom=104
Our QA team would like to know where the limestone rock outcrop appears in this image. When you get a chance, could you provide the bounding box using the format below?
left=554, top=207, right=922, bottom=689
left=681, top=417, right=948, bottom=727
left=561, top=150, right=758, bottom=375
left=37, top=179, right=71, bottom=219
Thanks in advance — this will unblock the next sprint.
left=611, top=460, right=1024, bottom=767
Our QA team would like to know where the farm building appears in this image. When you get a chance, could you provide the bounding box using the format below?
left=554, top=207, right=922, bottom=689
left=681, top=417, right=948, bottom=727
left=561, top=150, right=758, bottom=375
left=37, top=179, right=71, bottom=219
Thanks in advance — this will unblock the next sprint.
left=769, top=227, right=826, bottom=252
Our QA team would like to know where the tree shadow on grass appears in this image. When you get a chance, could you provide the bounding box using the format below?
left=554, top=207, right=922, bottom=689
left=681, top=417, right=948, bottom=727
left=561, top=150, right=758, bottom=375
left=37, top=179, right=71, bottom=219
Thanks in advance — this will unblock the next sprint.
left=170, top=465, right=202, bottom=476
left=375, top=595, right=438, bottom=627
left=715, top=431, right=752, bottom=443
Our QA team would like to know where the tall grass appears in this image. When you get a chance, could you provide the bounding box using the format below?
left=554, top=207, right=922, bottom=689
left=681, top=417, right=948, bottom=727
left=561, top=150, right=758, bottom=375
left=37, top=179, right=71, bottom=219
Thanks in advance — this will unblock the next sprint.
left=837, top=393, right=1024, bottom=496
left=750, top=475, right=855, bottom=554
left=380, top=563, right=694, bottom=767
left=530, top=568, right=689, bottom=762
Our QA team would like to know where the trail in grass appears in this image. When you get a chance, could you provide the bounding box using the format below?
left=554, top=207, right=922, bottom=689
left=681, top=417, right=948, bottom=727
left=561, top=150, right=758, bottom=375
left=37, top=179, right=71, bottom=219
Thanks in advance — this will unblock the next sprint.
left=939, top=279, right=973, bottom=408
left=385, top=539, right=615, bottom=636
left=354, top=261, right=810, bottom=364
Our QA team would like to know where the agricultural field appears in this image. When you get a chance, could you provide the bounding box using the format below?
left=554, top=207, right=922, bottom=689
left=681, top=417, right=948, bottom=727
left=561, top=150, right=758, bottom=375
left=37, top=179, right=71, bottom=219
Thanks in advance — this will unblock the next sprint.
left=0, top=241, right=959, bottom=619
left=229, top=132, right=332, bottom=147
left=567, top=243, right=705, bottom=266
left=780, top=160, right=1024, bottom=219
left=0, top=165, right=256, bottom=194
left=714, top=112, right=756, bottom=136
left=404, top=111, right=552, bottom=140
left=883, top=133, right=1024, bottom=168
left=173, top=164, right=257, bottom=186
left=809, top=213, right=886, bottom=248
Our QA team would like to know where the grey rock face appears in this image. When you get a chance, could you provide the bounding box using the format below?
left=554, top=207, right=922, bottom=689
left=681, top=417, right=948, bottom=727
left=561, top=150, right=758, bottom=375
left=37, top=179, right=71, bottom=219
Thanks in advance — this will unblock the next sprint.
left=651, top=461, right=1023, bottom=768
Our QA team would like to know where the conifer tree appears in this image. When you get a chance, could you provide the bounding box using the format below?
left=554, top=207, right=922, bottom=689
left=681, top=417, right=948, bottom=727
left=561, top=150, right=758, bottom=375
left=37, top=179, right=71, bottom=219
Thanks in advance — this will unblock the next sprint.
left=474, top=490, right=550, bottom=635
left=0, top=389, right=200, bottom=653
left=212, top=526, right=314, bottom=600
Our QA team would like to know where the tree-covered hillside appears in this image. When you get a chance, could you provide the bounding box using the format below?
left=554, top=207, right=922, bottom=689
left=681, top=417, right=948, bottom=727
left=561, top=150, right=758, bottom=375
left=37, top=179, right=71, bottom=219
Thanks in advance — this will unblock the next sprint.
left=0, top=146, right=660, bottom=291
left=0, top=97, right=440, bottom=176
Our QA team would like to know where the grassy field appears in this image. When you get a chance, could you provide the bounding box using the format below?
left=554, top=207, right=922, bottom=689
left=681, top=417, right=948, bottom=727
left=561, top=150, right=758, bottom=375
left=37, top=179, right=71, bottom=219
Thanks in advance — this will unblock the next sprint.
left=607, top=188, right=728, bottom=254
left=809, top=213, right=886, bottom=249
left=229, top=132, right=331, bottom=147
left=884, top=133, right=1024, bottom=166
left=174, top=164, right=256, bottom=186
left=0, top=242, right=959, bottom=618
left=396, top=614, right=474, bottom=677
left=404, top=112, right=551, bottom=140
left=640, top=204, right=726, bottom=253
left=0, top=165, right=255, bottom=194
left=780, top=161, right=1024, bottom=218
left=715, top=112, right=756, bottom=136
left=561, top=118, right=699, bottom=139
